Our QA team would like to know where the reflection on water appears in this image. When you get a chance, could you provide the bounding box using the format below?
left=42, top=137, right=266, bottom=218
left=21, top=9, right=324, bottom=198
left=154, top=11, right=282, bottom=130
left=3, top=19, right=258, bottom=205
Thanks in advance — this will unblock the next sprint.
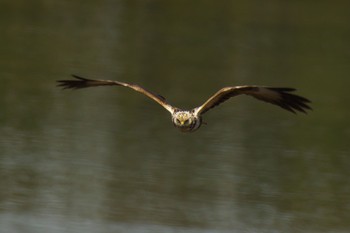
left=1, top=1, right=350, bottom=233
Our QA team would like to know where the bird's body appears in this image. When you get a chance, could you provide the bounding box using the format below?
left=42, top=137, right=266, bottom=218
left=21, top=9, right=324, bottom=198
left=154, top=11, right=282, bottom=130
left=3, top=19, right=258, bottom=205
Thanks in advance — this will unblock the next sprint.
left=57, top=75, right=311, bottom=132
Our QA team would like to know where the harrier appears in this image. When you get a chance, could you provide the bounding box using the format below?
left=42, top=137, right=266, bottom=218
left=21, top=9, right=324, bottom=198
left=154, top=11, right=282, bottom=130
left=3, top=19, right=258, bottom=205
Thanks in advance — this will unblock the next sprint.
left=57, top=75, right=311, bottom=132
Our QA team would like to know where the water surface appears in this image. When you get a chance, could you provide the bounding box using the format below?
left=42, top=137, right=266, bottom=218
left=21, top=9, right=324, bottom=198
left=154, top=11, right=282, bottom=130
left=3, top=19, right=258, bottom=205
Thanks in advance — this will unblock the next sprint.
left=1, top=1, right=350, bottom=233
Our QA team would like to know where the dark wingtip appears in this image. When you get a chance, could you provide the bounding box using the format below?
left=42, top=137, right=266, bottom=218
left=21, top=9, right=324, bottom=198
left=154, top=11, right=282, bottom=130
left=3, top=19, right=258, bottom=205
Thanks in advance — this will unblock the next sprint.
left=268, top=87, right=312, bottom=114
left=56, top=74, right=90, bottom=90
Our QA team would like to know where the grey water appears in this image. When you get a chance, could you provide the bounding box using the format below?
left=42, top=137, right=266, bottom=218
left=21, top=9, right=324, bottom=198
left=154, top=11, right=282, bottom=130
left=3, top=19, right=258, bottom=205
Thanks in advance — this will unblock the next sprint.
left=1, top=1, right=350, bottom=232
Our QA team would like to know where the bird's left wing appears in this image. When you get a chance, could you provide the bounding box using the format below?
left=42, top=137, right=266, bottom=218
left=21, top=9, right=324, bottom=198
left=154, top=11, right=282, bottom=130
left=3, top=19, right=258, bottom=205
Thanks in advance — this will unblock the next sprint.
left=194, top=86, right=311, bottom=115
left=57, top=75, right=175, bottom=114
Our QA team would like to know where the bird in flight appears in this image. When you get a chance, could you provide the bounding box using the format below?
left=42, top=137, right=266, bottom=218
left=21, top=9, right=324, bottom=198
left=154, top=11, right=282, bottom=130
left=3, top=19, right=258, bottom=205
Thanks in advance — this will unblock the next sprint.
left=57, top=75, right=311, bottom=132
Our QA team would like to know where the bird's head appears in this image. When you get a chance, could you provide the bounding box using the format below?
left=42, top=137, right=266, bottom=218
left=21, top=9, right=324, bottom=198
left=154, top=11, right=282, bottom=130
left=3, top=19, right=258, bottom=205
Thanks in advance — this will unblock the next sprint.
left=173, top=111, right=193, bottom=126
left=172, top=111, right=200, bottom=132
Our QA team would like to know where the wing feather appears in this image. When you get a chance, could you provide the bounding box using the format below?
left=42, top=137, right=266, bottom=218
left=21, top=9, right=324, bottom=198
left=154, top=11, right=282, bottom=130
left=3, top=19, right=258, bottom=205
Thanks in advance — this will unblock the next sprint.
left=194, top=86, right=311, bottom=115
left=57, top=75, right=175, bottom=114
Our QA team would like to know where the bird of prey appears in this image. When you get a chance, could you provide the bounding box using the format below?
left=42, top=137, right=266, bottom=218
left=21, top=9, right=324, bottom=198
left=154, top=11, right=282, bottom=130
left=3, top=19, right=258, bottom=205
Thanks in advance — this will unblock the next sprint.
left=57, top=75, right=311, bottom=132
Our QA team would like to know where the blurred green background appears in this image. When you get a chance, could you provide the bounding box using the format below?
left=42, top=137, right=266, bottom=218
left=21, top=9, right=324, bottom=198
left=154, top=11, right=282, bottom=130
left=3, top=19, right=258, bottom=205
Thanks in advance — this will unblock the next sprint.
left=1, top=1, right=350, bottom=233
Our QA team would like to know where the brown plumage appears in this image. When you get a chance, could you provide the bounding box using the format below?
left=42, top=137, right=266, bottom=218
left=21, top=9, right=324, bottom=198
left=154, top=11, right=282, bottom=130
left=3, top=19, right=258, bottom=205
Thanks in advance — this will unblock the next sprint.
left=57, top=75, right=311, bottom=132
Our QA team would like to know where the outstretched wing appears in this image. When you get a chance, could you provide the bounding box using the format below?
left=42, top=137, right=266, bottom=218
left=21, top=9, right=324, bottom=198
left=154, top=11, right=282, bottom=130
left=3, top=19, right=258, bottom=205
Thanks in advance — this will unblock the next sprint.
left=57, top=75, right=175, bottom=114
left=194, top=86, right=311, bottom=115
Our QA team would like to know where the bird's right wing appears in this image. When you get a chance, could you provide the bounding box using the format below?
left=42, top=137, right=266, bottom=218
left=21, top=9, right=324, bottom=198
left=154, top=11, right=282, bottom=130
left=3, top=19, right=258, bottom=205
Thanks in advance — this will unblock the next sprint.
left=57, top=75, right=176, bottom=114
